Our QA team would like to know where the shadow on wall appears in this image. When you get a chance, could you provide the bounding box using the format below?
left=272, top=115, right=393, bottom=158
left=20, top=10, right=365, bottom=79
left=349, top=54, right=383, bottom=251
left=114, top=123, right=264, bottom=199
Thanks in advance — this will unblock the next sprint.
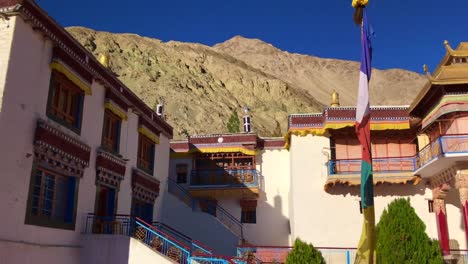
left=162, top=149, right=291, bottom=255
left=326, top=182, right=426, bottom=197
left=252, top=151, right=290, bottom=246
left=444, top=188, right=464, bottom=250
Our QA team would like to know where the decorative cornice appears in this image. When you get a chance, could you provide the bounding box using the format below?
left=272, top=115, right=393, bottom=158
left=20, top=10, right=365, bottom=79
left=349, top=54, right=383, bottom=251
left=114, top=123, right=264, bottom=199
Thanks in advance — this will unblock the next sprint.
left=0, top=0, right=174, bottom=138
left=428, top=167, right=456, bottom=189
left=34, top=119, right=91, bottom=165
left=96, top=148, right=126, bottom=178
left=132, top=167, right=160, bottom=204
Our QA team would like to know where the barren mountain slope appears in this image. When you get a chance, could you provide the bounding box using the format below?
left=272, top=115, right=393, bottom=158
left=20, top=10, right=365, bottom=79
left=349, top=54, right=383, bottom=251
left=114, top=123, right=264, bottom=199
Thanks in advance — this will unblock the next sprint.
left=214, top=36, right=426, bottom=106
left=67, top=27, right=425, bottom=139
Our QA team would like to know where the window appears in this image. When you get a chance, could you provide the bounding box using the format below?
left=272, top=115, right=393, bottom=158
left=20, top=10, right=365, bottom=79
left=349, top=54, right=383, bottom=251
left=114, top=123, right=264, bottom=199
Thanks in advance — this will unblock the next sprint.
left=102, top=109, right=121, bottom=154
left=241, top=208, right=256, bottom=224
left=176, top=164, right=188, bottom=184
left=46, top=71, right=84, bottom=133
left=428, top=200, right=434, bottom=213
left=132, top=198, right=154, bottom=223
left=26, top=166, right=78, bottom=230
left=137, top=134, right=155, bottom=174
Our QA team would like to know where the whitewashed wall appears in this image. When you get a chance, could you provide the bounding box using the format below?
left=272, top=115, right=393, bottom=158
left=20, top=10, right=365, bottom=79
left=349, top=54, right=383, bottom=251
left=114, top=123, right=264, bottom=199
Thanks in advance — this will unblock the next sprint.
left=0, top=16, right=172, bottom=262
left=153, top=135, right=171, bottom=222
left=218, top=148, right=291, bottom=246
left=160, top=189, right=238, bottom=255
left=288, top=134, right=466, bottom=249
left=81, top=235, right=174, bottom=264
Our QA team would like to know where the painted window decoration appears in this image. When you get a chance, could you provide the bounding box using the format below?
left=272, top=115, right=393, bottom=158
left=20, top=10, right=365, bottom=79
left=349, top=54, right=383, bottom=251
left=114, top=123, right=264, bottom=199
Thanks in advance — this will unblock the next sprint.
left=132, top=198, right=154, bottom=223
left=102, top=109, right=121, bottom=154
left=26, top=166, right=78, bottom=230
left=241, top=208, right=257, bottom=224
left=176, top=164, right=188, bottom=184
left=138, top=134, right=155, bottom=174
left=46, top=71, right=84, bottom=133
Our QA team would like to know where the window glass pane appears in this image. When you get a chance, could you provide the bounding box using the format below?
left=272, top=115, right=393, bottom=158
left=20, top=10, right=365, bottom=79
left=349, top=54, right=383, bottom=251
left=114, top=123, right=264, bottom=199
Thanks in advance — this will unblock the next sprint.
left=53, top=176, right=67, bottom=221
left=42, top=174, right=55, bottom=217
left=32, top=170, right=42, bottom=215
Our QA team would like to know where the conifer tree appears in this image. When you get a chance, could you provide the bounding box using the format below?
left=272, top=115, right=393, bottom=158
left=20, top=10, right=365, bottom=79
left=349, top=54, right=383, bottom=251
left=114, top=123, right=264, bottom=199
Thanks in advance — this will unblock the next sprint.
left=286, top=238, right=325, bottom=264
left=227, top=110, right=241, bottom=133
left=376, top=198, right=443, bottom=264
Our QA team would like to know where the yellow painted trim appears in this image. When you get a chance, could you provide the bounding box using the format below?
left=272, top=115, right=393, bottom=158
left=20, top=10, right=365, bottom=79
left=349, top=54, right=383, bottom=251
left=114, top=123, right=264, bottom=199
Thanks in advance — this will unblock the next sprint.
left=49, top=62, right=92, bottom=95
left=104, top=101, right=128, bottom=121
left=284, top=122, right=410, bottom=150
left=139, top=126, right=160, bottom=144
left=190, top=147, right=256, bottom=156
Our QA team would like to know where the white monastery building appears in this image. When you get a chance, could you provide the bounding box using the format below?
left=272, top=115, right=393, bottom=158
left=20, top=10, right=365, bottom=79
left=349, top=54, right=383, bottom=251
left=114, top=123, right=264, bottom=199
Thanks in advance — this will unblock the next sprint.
left=1, top=0, right=468, bottom=263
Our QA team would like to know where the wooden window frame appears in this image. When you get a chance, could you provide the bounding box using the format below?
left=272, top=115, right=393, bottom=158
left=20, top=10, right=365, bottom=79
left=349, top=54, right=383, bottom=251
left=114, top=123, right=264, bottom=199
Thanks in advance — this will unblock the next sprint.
left=241, top=208, right=257, bottom=224
left=131, top=198, right=154, bottom=223
left=137, top=134, right=155, bottom=175
left=46, top=71, right=85, bottom=134
left=102, top=109, right=122, bottom=154
left=25, top=164, right=79, bottom=230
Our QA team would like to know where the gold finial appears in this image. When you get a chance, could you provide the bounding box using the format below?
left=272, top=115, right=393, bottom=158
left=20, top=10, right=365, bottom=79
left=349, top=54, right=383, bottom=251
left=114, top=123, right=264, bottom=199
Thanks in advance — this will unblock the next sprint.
left=444, top=40, right=454, bottom=54
left=330, top=90, right=340, bottom=107
left=423, top=64, right=433, bottom=81
left=423, top=64, right=429, bottom=73
left=98, top=53, right=109, bottom=68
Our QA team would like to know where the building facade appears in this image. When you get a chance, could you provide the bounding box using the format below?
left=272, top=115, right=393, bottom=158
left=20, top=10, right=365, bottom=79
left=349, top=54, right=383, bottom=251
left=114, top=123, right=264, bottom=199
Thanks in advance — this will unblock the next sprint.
left=0, top=1, right=172, bottom=263
left=1, top=0, right=468, bottom=264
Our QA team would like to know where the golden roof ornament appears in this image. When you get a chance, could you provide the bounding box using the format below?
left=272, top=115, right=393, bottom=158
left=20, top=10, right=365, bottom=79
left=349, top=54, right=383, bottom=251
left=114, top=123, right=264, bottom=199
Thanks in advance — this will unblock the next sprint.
left=444, top=40, right=454, bottom=55
left=330, top=90, right=340, bottom=107
left=423, top=64, right=434, bottom=81
left=98, top=53, right=109, bottom=68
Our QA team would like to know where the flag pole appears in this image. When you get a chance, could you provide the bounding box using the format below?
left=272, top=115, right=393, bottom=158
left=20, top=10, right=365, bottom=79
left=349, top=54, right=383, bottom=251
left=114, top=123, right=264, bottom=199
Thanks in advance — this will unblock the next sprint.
left=352, top=1, right=376, bottom=263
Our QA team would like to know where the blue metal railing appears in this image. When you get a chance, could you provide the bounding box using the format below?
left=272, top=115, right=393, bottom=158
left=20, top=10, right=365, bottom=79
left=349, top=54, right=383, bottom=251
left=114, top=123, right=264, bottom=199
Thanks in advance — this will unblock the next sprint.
left=153, top=221, right=213, bottom=255
left=215, top=204, right=243, bottom=239
left=190, top=169, right=258, bottom=188
left=134, top=218, right=191, bottom=263
left=418, top=134, right=468, bottom=168
left=189, top=255, right=247, bottom=264
left=168, top=177, right=196, bottom=208
left=84, top=214, right=191, bottom=263
left=168, top=178, right=244, bottom=239
left=328, top=156, right=417, bottom=175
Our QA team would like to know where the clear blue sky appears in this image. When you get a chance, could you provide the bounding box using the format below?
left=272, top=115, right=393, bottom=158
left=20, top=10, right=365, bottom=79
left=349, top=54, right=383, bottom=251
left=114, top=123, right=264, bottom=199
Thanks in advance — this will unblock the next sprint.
left=37, top=0, right=467, bottom=73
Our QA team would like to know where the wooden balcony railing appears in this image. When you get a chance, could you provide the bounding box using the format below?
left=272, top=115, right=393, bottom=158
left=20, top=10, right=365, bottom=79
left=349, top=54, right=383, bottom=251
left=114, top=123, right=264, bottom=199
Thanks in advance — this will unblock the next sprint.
left=328, top=156, right=417, bottom=175
left=190, top=169, right=258, bottom=188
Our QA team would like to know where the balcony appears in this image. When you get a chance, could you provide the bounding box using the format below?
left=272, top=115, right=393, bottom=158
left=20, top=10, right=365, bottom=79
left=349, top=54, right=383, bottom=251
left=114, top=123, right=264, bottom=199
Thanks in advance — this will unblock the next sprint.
left=325, top=157, right=418, bottom=190
left=188, top=169, right=260, bottom=199
left=415, top=134, right=468, bottom=178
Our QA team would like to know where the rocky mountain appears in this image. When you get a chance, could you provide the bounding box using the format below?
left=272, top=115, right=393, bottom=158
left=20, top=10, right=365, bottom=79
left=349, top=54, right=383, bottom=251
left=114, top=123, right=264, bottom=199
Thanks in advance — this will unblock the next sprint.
left=67, top=27, right=426, bottom=139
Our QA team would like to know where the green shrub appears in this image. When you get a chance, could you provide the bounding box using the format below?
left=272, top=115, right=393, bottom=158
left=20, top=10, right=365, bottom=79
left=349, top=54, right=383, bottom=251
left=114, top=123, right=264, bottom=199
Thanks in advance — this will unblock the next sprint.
left=227, top=110, right=240, bottom=133
left=376, top=198, right=443, bottom=264
left=286, top=238, right=325, bottom=264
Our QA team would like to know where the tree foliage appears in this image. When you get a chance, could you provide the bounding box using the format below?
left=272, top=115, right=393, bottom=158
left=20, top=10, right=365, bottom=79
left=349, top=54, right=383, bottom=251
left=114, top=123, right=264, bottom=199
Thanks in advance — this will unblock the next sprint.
left=227, top=110, right=241, bottom=133
left=286, top=238, right=325, bottom=264
left=376, top=198, right=443, bottom=264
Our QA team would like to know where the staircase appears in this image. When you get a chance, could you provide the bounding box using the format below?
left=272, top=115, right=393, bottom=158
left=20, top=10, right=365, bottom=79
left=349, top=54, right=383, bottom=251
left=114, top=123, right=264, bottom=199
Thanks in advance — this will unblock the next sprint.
left=167, top=178, right=244, bottom=240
